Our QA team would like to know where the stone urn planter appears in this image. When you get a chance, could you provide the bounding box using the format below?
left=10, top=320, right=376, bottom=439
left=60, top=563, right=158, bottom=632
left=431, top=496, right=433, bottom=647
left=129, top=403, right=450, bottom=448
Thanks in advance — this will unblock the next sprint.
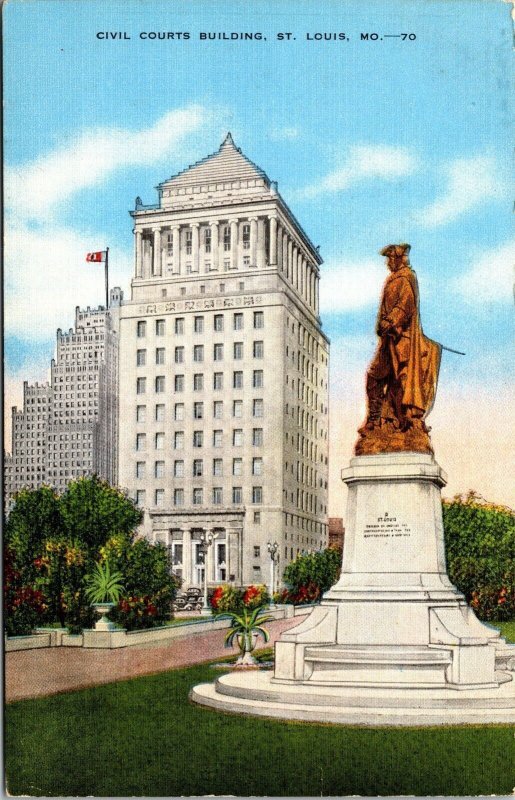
left=92, top=602, right=116, bottom=631
left=216, top=606, right=273, bottom=668
left=236, top=632, right=259, bottom=666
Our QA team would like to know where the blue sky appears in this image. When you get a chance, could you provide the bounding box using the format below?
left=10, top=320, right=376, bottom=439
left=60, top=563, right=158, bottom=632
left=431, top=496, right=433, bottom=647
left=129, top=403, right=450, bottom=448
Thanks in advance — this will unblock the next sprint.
left=4, top=0, right=514, bottom=511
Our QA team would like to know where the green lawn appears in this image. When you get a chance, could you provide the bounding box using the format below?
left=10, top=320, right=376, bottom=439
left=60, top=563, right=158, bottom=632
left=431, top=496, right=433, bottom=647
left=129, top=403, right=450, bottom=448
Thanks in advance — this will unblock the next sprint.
left=5, top=633, right=515, bottom=797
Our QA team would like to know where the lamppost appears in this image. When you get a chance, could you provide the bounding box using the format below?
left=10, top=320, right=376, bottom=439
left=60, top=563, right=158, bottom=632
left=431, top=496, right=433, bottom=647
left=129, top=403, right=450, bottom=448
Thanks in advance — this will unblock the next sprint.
left=267, top=541, right=279, bottom=605
left=199, top=530, right=218, bottom=614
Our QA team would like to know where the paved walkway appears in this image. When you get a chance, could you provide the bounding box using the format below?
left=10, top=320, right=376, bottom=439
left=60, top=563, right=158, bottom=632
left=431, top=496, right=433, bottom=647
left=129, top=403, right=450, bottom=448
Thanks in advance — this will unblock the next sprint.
left=5, top=616, right=305, bottom=703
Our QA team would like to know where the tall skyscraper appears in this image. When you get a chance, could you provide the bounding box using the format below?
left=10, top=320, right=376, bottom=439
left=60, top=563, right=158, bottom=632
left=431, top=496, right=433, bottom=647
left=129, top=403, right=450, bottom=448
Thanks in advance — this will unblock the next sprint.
left=118, top=134, right=330, bottom=589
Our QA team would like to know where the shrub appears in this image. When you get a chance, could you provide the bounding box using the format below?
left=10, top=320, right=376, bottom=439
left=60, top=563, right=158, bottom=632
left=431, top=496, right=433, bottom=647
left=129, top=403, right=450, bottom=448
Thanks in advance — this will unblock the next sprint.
left=282, top=548, right=341, bottom=604
left=443, top=492, right=514, bottom=621
left=210, top=584, right=270, bottom=614
left=4, top=547, right=47, bottom=636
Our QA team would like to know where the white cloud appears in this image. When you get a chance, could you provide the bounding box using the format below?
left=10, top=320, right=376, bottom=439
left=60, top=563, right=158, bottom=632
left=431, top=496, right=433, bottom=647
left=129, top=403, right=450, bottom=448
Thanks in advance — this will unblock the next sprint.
left=319, top=259, right=384, bottom=313
left=270, top=126, right=300, bottom=141
left=453, top=239, right=515, bottom=304
left=6, top=105, right=211, bottom=222
left=414, top=155, right=505, bottom=227
left=298, top=144, right=419, bottom=199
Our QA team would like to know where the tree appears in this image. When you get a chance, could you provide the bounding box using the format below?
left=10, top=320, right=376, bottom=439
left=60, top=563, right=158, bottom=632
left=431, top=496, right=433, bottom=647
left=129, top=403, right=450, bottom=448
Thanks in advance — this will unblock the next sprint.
left=5, top=486, right=61, bottom=578
left=59, top=476, right=143, bottom=551
left=281, top=548, right=342, bottom=604
left=443, top=492, right=515, bottom=620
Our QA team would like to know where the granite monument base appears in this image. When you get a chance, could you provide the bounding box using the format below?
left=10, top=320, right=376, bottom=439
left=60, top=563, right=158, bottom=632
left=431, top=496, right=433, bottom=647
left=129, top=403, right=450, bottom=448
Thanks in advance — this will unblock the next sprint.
left=192, top=454, right=515, bottom=725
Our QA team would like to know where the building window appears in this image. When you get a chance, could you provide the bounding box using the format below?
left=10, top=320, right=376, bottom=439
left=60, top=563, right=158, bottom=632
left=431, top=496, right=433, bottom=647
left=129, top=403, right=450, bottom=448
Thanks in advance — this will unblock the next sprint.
left=136, top=490, right=146, bottom=507
left=253, top=565, right=261, bottom=580
left=166, top=232, right=173, bottom=256
left=232, top=457, right=243, bottom=476
left=213, top=487, right=223, bottom=505
left=193, top=345, right=204, bottom=362
left=136, top=378, right=146, bottom=395
left=185, top=229, right=192, bottom=255
left=174, top=431, right=184, bottom=449
left=204, top=227, right=211, bottom=253
left=233, top=342, right=243, bottom=360
left=155, top=489, right=165, bottom=507
left=175, top=318, right=184, bottom=335
left=193, top=402, right=204, bottom=419
left=233, top=400, right=243, bottom=418
left=155, top=404, right=165, bottom=422
left=252, top=486, right=263, bottom=504
left=174, top=375, right=184, bottom=392
left=233, top=429, right=243, bottom=447
left=254, top=311, right=264, bottom=329
left=174, top=488, right=184, bottom=506
left=252, top=457, right=263, bottom=475
left=213, top=458, right=223, bottom=476
left=155, top=376, right=165, bottom=393
left=232, top=486, right=242, bottom=504
left=204, top=262, right=211, bottom=272
left=253, top=428, right=263, bottom=446
left=192, top=488, right=203, bottom=505
left=243, top=256, right=250, bottom=267
left=233, top=312, right=243, bottom=331
left=155, top=347, right=165, bottom=365
left=253, top=511, right=261, bottom=524
left=253, top=545, right=260, bottom=558
left=253, top=341, right=264, bottom=358
left=242, top=223, right=250, bottom=250
left=194, top=316, right=204, bottom=334
left=253, top=399, right=264, bottom=417
left=174, top=460, right=184, bottom=477
left=193, top=373, right=204, bottom=391
left=174, top=403, right=183, bottom=421
left=137, top=321, right=147, bottom=338
left=223, top=225, right=231, bottom=251
left=223, top=259, right=230, bottom=271
left=214, top=314, right=224, bottom=332
left=136, top=433, right=146, bottom=451
left=213, top=372, right=223, bottom=390
left=180, top=287, right=186, bottom=296
left=155, top=433, right=164, bottom=450
left=214, top=343, right=224, bottom=361
left=233, top=371, right=243, bottom=389
left=155, top=461, right=165, bottom=478
left=213, top=430, right=223, bottom=447
left=219, top=283, right=225, bottom=293
left=156, top=319, right=165, bottom=336
left=136, top=349, right=146, bottom=366
left=253, top=370, right=263, bottom=388
left=174, top=346, right=184, bottom=364
left=193, top=459, right=203, bottom=477
left=136, top=461, right=145, bottom=478
left=193, top=430, right=203, bottom=448
left=136, top=405, right=146, bottom=422
left=213, top=400, right=223, bottom=419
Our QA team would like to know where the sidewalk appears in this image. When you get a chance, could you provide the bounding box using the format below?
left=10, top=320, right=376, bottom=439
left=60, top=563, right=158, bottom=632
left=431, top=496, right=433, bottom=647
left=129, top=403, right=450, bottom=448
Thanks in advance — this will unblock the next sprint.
left=5, top=615, right=305, bottom=703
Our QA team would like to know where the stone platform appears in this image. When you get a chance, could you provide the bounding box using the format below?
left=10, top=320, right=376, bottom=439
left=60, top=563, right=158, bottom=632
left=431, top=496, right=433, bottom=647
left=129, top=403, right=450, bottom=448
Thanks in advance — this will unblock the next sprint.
left=192, top=454, right=515, bottom=726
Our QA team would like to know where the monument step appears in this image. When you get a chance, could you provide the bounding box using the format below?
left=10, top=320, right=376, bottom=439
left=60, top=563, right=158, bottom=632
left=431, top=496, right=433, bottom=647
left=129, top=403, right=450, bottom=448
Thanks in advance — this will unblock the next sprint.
left=304, top=645, right=452, bottom=666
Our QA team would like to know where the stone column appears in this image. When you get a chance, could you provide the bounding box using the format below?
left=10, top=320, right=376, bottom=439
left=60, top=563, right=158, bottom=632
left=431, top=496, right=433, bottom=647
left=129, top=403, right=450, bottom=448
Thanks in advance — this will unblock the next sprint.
left=191, top=223, right=200, bottom=273
left=135, top=230, right=143, bottom=278
left=269, top=216, right=277, bottom=265
left=230, top=220, right=238, bottom=270
left=182, top=529, right=192, bottom=587
left=152, top=228, right=162, bottom=277
left=171, top=226, right=180, bottom=274
left=209, top=221, right=219, bottom=271
left=249, top=217, right=258, bottom=266
left=282, top=232, right=288, bottom=274
left=299, top=255, right=305, bottom=297
left=256, top=218, right=265, bottom=268
left=315, top=274, right=319, bottom=314
left=276, top=224, right=283, bottom=271
left=227, top=528, right=242, bottom=584
left=287, top=239, right=293, bottom=283
left=292, top=246, right=299, bottom=289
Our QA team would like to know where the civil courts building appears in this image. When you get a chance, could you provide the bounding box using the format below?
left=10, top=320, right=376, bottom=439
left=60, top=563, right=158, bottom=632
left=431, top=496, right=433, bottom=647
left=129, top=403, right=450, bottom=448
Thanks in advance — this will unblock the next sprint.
left=117, top=134, right=330, bottom=589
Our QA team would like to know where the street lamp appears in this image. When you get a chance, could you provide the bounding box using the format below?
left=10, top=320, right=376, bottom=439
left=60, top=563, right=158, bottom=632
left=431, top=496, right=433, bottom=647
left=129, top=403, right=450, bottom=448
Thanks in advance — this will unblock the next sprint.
left=199, top=530, right=218, bottom=614
left=267, top=541, right=279, bottom=604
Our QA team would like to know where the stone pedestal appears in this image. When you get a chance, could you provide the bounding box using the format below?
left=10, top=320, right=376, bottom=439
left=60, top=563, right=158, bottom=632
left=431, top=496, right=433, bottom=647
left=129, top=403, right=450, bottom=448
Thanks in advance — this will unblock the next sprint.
left=192, top=454, right=515, bottom=725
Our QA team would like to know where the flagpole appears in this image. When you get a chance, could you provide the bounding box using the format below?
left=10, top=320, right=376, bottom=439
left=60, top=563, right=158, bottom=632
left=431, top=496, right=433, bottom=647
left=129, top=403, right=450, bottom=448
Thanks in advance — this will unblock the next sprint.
left=105, top=247, right=109, bottom=309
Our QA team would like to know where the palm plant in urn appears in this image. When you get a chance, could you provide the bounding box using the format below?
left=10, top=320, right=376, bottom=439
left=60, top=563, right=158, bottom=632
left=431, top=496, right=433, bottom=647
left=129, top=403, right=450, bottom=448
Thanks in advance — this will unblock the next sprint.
left=217, top=605, right=273, bottom=666
left=84, top=561, right=124, bottom=631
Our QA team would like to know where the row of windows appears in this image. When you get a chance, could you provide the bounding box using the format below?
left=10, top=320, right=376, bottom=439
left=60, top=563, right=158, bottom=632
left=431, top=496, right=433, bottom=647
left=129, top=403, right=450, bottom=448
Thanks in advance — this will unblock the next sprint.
left=136, top=456, right=263, bottom=478
left=136, top=485, right=263, bottom=507
left=136, top=311, right=264, bottom=338
left=164, top=224, right=251, bottom=257
left=136, top=398, right=264, bottom=421
left=136, top=428, right=263, bottom=450
left=137, top=341, right=263, bottom=366
left=136, top=366, right=264, bottom=394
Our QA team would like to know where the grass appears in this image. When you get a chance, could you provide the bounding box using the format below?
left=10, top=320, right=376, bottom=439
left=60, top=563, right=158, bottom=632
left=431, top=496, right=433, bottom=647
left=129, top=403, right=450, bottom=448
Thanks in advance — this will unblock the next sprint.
left=5, top=629, right=515, bottom=797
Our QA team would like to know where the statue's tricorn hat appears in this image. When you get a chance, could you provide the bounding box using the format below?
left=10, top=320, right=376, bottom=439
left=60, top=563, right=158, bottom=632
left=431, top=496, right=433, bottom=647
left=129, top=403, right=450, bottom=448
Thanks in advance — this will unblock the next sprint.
left=380, top=243, right=411, bottom=257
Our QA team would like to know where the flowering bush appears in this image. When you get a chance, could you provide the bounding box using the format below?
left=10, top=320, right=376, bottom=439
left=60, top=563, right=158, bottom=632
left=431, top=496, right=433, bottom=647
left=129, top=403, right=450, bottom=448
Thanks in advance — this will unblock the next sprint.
left=282, top=548, right=341, bottom=605
left=4, top=547, right=47, bottom=636
left=115, top=595, right=159, bottom=630
left=210, top=584, right=270, bottom=614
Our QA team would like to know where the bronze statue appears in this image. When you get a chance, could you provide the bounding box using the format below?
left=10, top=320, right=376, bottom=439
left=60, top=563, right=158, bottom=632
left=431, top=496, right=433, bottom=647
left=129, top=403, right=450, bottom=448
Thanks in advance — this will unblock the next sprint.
left=356, top=244, right=441, bottom=455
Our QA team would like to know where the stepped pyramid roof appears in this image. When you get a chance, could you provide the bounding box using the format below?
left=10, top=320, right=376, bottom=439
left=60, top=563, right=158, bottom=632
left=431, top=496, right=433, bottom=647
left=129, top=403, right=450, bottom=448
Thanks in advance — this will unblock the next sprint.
left=158, top=133, right=270, bottom=189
